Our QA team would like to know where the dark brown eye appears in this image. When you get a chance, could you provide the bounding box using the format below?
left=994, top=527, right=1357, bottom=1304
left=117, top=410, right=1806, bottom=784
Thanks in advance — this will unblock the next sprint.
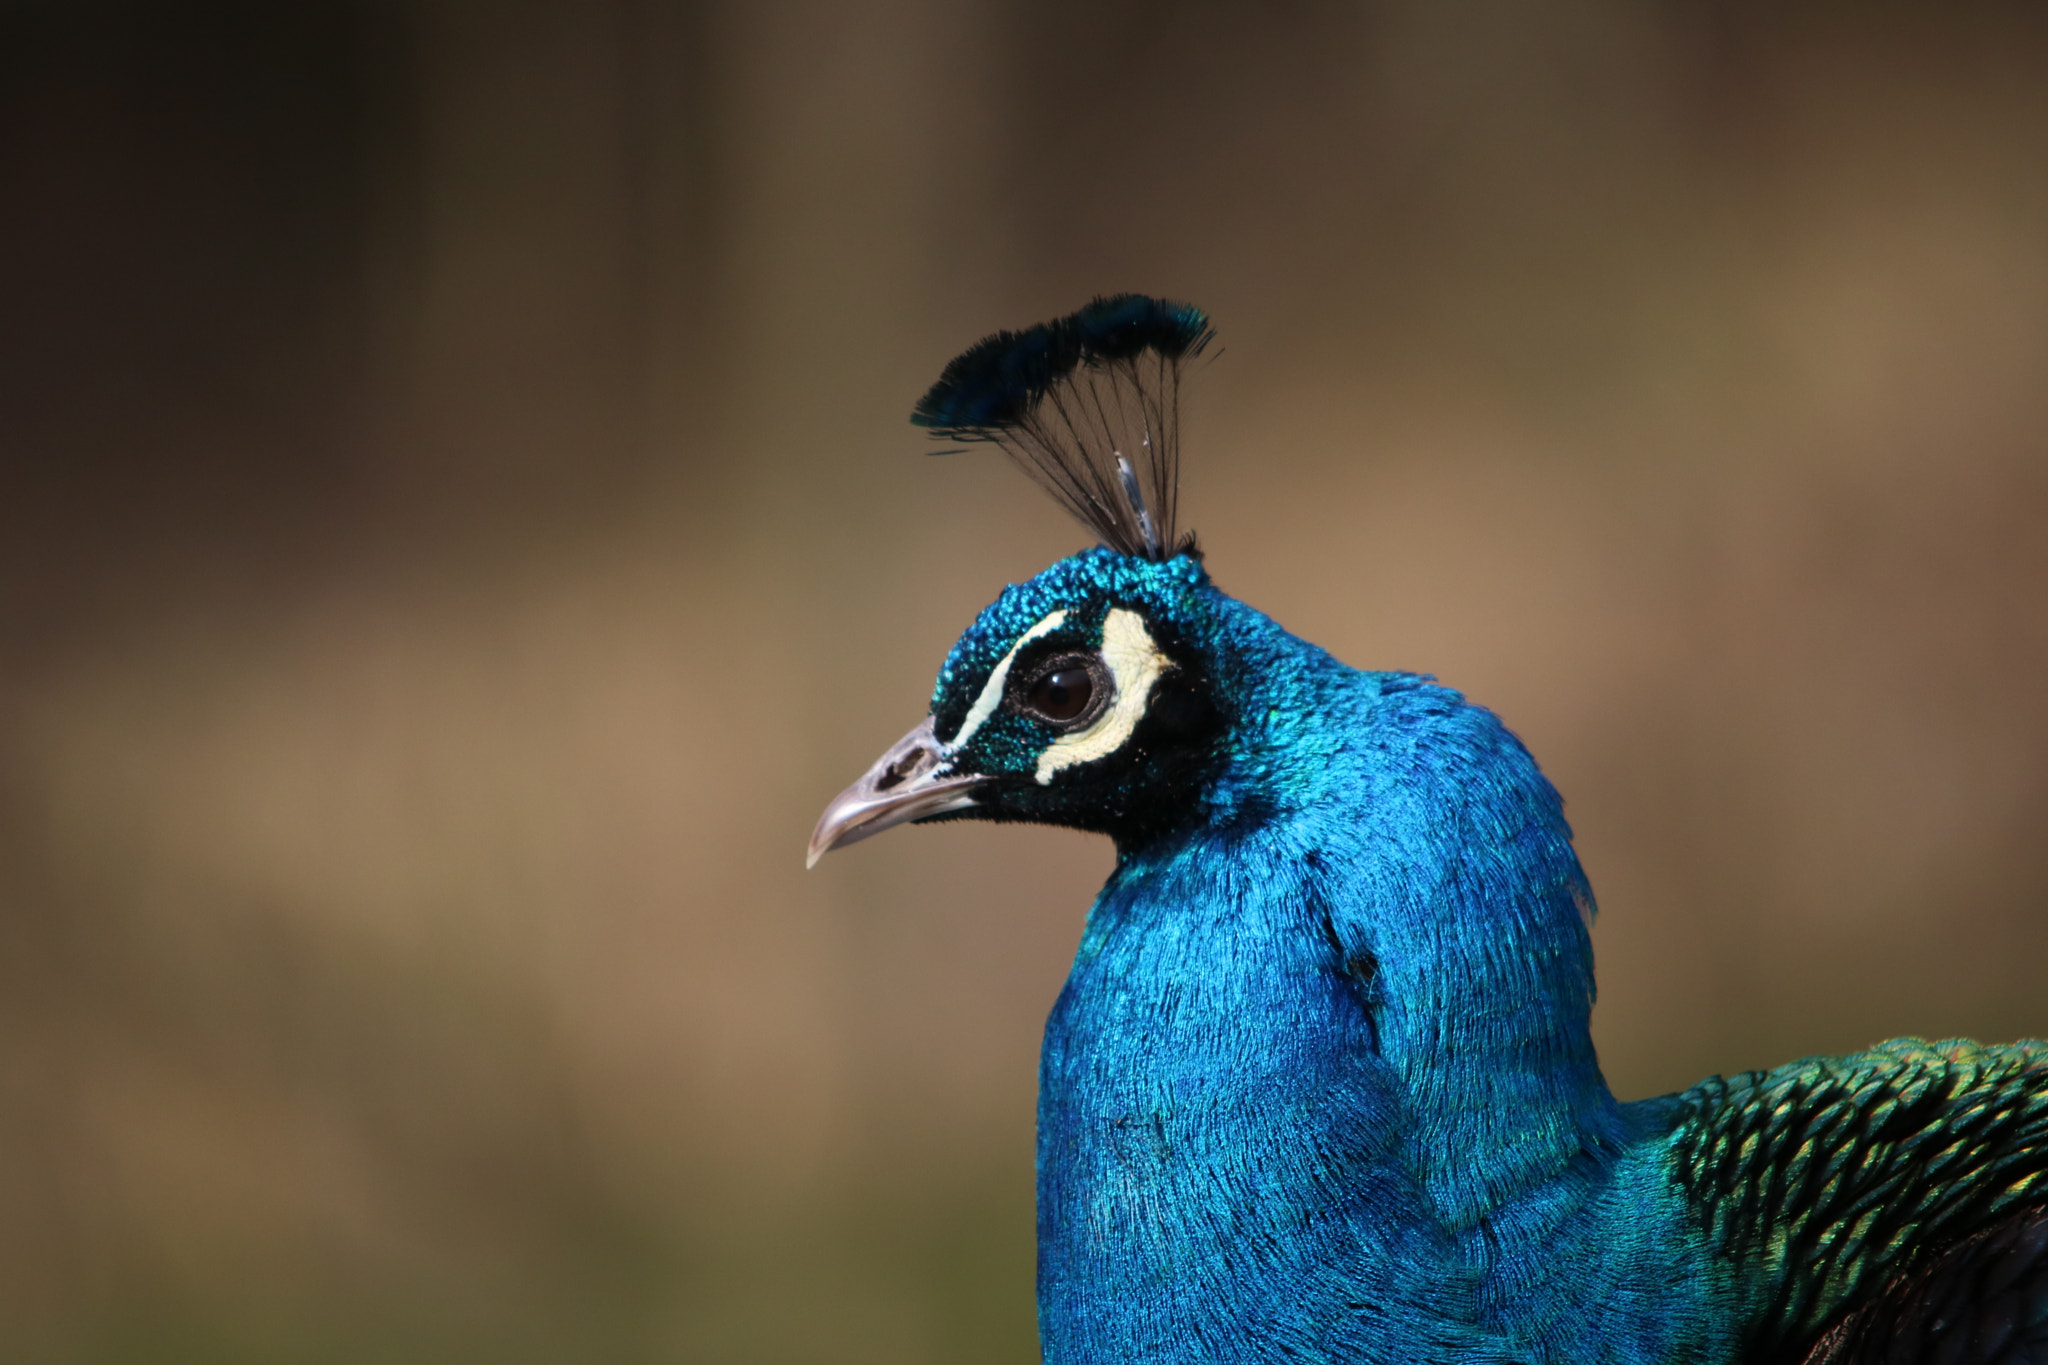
left=1027, top=666, right=1095, bottom=722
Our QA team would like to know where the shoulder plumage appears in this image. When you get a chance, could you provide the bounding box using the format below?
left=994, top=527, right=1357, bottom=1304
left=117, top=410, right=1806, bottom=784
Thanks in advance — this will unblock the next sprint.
left=1666, top=1038, right=2048, bottom=1361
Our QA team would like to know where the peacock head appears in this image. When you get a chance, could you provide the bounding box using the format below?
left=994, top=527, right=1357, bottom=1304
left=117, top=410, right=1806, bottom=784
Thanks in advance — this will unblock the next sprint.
left=809, top=295, right=1263, bottom=866
left=810, top=546, right=1246, bottom=864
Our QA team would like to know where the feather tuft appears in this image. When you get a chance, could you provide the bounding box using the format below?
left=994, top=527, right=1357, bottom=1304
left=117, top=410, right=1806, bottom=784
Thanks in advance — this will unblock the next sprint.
left=912, top=294, right=1214, bottom=559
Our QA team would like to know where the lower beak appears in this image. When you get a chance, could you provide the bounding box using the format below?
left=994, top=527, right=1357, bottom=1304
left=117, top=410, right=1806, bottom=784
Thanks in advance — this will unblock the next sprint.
left=807, top=716, right=984, bottom=868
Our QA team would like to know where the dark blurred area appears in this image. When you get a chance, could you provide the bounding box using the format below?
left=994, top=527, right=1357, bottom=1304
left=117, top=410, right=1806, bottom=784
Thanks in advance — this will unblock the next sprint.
left=3, top=2, right=2046, bottom=1359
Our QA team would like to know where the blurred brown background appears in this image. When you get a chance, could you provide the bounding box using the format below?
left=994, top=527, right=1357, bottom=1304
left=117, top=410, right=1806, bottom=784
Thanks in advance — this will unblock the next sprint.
left=3, top=2, right=2047, bottom=1360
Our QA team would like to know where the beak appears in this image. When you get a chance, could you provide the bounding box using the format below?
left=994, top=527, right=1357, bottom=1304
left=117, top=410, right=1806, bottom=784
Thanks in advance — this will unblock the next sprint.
left=807, top=716, right=984, bottom=868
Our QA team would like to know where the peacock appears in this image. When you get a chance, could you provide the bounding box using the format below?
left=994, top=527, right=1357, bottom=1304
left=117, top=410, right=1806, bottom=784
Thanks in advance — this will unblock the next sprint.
left=807, top=295, right=2048, bottom=1365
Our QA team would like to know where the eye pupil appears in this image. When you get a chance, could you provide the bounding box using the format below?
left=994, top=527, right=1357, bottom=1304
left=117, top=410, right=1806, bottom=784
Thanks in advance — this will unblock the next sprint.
left=1029, top=667, right=1094, bottom=722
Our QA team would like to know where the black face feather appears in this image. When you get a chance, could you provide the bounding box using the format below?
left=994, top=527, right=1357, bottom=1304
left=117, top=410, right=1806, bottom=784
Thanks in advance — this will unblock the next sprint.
left=911, top=294, right=1215, bottom=561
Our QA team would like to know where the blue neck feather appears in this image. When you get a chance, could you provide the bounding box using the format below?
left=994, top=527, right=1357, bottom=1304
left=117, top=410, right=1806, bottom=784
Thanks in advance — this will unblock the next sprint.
left=1032, top=576, right=1722, bottom=1362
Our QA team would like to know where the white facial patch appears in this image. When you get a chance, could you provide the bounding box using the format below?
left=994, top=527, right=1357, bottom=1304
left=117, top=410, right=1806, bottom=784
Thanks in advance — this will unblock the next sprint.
left=1035, top=608, right=1170, bottom=784
left=947, top=609, right=1067, bottom=752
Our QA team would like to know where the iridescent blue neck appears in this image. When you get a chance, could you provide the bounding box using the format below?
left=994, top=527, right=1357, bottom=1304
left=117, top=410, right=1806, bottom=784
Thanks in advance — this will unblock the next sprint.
left=1036, top=593, right=1625, bottom=1361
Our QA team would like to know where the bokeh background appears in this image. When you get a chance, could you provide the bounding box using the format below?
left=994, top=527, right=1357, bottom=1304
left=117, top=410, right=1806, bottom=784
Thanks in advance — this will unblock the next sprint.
left=4, top=2, right=2048, bottom=1360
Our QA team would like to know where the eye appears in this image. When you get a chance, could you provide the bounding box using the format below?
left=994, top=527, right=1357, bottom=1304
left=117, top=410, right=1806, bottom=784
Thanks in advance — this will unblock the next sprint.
left=1029, top=667, right=1093, bottom=721
left=1014, top=654, right=1108, bottom=727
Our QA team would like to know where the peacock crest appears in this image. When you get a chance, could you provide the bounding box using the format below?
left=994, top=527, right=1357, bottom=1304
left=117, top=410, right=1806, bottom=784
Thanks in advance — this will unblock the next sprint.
left=911, top=293, right=1214, bottom=561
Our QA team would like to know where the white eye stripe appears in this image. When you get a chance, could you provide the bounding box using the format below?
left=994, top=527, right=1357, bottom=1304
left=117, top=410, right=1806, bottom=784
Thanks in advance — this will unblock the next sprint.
left=947, top=609, right=1067, bottom=752
left=1035, top=609, right=1169, bottom=785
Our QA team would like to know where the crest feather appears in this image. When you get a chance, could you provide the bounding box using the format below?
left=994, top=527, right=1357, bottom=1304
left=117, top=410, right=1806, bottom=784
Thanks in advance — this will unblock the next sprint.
left=912, top=294, right=1214, bottom=560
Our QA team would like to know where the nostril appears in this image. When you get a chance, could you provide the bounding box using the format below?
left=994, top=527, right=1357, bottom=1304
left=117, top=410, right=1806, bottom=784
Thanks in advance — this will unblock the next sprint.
left=875, top=749, right=931, bottom=791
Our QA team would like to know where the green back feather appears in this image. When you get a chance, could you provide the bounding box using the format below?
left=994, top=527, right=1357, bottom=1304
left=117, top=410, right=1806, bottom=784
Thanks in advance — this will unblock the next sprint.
left=1669, top=1038, right=2048, bottom=1359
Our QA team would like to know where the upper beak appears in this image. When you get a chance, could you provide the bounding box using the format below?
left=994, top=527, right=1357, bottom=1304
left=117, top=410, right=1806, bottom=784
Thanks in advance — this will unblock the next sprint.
left=807, top=716, right=984, bottom=868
